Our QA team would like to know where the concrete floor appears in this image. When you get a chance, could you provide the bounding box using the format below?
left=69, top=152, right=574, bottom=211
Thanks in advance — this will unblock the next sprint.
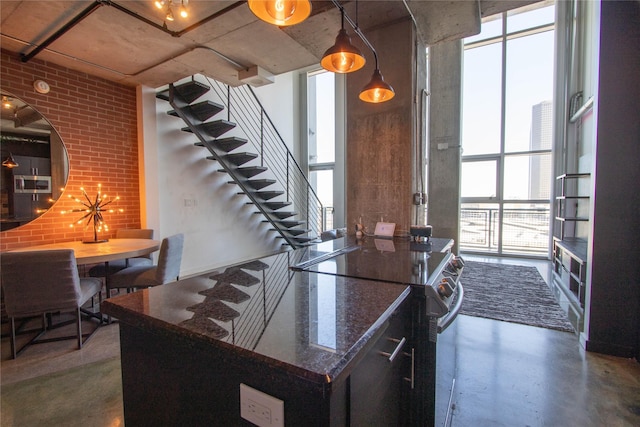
left=1, top=257, right=639, bottom=426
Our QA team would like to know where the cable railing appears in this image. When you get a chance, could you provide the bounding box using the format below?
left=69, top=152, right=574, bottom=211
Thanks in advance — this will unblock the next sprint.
left=460, top=206, right=550, bottom=254
left=203, top=76, right=323, bottom=240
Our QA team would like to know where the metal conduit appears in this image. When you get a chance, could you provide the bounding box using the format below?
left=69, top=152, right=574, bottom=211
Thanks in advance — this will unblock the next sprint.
left=20, top=0, right=246, bottom=65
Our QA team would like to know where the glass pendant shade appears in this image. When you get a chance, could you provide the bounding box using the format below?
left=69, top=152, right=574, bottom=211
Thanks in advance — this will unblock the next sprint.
left=359, top=69, right=395, bottom=103
left=320, top=29, right=366, bottom=73
left=248, top=0, right=312, bottom=26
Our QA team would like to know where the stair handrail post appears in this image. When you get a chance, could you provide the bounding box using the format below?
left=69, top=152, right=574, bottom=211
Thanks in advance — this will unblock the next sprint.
left=227, top=84, right=231, bottom=121
left=286, top=154, right=290, bottom=201
left=260, top=110, right=265, bottom=167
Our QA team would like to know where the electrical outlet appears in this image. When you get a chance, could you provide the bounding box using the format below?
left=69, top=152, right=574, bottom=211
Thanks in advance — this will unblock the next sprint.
left=240, top=383, right=284, bottom=427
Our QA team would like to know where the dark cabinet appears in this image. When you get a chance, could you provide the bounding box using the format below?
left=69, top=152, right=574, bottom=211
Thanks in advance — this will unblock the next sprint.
left=12, top=155, right=51, bottom=176
left=350, top=298, right=410, bottom=426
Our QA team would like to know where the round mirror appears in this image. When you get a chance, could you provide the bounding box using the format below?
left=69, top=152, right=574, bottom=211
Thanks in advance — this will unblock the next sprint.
left=1, top=91, right=69, bottom=231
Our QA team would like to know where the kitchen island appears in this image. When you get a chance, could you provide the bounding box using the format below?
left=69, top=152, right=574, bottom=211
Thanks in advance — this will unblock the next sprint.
left=102, top=237, right=460, bottom=426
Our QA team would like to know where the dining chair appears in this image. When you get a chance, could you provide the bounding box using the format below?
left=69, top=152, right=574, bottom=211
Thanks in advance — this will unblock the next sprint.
left=1, top=249, right=103, bottom=359
left=107, top=233, right=184, bottom=297
left=88, top=228, right=155, bottom=278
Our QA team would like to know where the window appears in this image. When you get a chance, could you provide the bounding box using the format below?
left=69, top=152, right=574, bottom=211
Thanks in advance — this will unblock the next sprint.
left=460, top=1, right=555, bottom=256
left=307, top=70, right=344, bottom=230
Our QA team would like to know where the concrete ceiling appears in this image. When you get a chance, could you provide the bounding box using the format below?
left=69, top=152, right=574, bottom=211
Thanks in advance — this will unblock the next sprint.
left=0, top=0, right=540, bottom=89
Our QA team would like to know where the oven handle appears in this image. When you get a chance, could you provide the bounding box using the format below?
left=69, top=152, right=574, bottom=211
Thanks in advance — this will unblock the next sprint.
left=437, top=282, right=464, bottom=334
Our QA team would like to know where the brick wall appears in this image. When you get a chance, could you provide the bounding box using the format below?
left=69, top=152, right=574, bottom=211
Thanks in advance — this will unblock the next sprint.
left=0, top=51, right=140, bottom=251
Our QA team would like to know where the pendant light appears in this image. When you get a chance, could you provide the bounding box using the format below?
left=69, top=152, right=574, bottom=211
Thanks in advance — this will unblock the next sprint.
left=320, top=9, right=366, bottom=73
left=359, top=66, right=395, bottom=103
left=248, top=0, right=312, bottom=26
left=2, top=153, right=19, bottom=169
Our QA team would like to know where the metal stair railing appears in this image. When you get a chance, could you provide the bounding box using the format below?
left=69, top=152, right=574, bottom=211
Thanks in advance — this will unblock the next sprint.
left=202, top=76, right=324, bottom=242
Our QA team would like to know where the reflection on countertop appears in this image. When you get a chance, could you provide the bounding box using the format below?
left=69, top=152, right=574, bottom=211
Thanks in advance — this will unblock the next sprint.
left=103, top=249, right=410, bottom=384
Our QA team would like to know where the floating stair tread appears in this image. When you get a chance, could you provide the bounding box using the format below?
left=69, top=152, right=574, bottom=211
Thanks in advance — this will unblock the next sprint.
left=291, top=236, right=317, bottom=244
left=181, top=120, right=236, bottom=138
left=279, top=228, right=310, bottom=236
left=244, top=179, right=276, bottom=190
left=195, top=137, right=247, bottom=153
left=271, top=211, right=298, bottom=219
left=157, top=81, right=211, bottom=104
left=224, top=152, right=258, bottom=166
left=167, top=100, right=224, bottom=122
left=277, top=219, right=306, bottom=228
left=253, top=190, right=284, bottom=200
left=263, top=201, right=292, bottom=210
left=233, top=166, right=267, bottom=178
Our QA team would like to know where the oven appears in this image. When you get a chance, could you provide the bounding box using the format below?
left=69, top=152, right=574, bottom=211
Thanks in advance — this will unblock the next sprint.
left=292, top=236, right=465, bottom=426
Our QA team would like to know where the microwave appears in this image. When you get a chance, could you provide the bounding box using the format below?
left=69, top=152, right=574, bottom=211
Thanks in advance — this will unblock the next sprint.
left=14, top=175, right=52, bottom=194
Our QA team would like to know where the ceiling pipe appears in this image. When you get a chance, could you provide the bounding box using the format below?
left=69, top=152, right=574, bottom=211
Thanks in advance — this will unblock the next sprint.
left=21, top=0, right=105, bottom=63
left=20, top=0, right=246, bottom=63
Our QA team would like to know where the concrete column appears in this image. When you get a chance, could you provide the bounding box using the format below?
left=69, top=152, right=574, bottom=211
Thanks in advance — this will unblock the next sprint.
left=345, top=19, right=425, bottom=237
left=427, top=40, right=463, bottom=253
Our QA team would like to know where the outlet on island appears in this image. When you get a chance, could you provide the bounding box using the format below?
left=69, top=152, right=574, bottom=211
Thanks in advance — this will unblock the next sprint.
left=240, top=383, right=284, bottom=427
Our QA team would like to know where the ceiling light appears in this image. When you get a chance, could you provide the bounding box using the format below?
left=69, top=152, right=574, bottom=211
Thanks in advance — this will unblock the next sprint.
left=320, top=10, right=365, bottom=73
left=154, top=0, right=188, bottom=21
left=248, top=0, right=312, bottom=26
left=359, top=68, right=395, bottom=103
left=180, top=1, right=188, bottom=18
left=2, top=153, right=19, bottom=169
left=2, top=96, right=13, bottom=110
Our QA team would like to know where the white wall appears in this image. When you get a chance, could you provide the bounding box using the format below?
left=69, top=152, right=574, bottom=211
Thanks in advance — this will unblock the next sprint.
left=141, top=72, right=299, bottom=277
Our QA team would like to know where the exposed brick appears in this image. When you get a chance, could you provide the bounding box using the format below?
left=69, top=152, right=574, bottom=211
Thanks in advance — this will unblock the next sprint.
left=1, top=51, right=140, bottom=251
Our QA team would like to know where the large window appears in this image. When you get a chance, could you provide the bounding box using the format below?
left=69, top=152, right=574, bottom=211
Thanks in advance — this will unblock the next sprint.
left=307, top=70, right=342, bottom=230
left=460, top=1, right=555, bottom=256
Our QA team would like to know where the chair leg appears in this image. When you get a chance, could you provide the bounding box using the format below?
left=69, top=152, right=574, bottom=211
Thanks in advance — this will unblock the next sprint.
left=76, top=307, right=83, bottom=349
left=10, top=317, right=17, bottom=360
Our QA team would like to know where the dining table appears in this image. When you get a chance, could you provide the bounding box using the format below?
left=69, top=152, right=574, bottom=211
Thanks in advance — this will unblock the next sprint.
left=9, top=238, right=161, bottom=266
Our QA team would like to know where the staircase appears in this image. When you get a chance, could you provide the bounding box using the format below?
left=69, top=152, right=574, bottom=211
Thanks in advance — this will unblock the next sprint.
left=156, top=78, right=323, bottom=248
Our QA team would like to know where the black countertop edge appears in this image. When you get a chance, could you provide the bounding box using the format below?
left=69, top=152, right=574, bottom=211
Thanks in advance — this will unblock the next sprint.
left=102, top=284, right=412, bottom=386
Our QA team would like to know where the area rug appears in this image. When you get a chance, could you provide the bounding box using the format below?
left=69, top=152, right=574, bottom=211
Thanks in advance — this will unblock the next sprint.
left=460, top=261, right=575, bottom=333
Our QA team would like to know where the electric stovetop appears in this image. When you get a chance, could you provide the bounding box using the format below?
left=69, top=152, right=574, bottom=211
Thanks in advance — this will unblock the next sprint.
left=292, top=236, right=453, bottom=287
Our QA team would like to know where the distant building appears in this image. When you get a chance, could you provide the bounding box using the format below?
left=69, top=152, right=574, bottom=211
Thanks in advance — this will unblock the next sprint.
left=529, top=100, right=552, bottom=200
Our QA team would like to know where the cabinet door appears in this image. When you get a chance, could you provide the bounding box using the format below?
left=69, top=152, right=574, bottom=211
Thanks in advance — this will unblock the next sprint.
left=350, top=301, right=410, bottom=425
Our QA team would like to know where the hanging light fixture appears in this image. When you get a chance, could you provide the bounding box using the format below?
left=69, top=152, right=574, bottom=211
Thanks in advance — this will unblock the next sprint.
left=153, top=0, right=188, bottom=22
left=247, top=0, right=312, bottom=26
left=322, top=0, right=394, bottom=103
left=165, top=7, right=175, bottom=21
left=320, top=8, right=366, bottom=73
left=359, top=63, right=395, bottom=103
left=2, top=153, right=19, bottom=169
left=179, top=1, right=188, bottom=18
left=2, top=96, right=13, bottom=110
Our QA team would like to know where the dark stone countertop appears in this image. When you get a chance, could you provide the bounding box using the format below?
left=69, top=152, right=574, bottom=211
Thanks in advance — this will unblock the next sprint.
left=102, top=248, right=411, bottom=385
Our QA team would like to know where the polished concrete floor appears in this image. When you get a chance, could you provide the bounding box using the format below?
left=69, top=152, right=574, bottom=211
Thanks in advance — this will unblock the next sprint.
left=1, top=257, right=639, bottom=426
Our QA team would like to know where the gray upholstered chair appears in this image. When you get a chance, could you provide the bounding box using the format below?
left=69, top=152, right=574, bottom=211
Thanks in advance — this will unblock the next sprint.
left=107, top=233, right=184, bottom=296
left=88, top=228, right=155, bottom=278
left=1, top=249, right=103, bottom=359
